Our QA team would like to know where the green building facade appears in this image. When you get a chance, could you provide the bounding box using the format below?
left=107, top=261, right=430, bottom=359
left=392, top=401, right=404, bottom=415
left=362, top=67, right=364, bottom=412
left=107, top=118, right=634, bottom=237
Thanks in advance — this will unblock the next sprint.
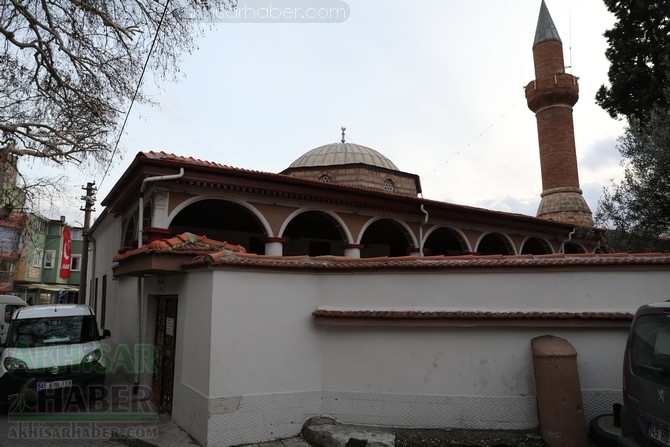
left=13, top=214, right=82, bottom=304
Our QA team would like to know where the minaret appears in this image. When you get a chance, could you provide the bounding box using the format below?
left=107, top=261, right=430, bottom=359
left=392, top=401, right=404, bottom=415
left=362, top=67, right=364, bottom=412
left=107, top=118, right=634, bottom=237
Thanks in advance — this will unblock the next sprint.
left=525, top=0, right=592, bottom=227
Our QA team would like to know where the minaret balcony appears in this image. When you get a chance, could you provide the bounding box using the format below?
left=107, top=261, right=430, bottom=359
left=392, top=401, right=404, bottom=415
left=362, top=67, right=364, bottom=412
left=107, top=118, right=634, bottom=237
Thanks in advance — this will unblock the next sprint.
left=525, top=73, right=579, bottom=112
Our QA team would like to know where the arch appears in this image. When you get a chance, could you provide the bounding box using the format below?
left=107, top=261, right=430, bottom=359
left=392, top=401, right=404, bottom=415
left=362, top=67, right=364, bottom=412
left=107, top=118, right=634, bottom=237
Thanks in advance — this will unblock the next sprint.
left=279, top=209, right=353, bottom=256
left=168, top=197, right=271, bottom=254
left=278, top=208, right=353, bottom=243
left=475, top=232, right=516, bottom=255
left=563, top=242, right=586, bottom=254
left=358, top=217, right=417, bottom=258
left=120, top=201, right=151, bottom=250
left=169, top=196, right=272, bottom=236
left=121, top=214, right=137, bottom=251
left=423, top=226, right=471, bottom=256
left=520, top=237, right=554, bottom=255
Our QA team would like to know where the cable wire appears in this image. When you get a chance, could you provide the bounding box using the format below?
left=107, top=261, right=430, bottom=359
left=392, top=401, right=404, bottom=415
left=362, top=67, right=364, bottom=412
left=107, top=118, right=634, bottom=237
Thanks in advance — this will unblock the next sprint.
left=427, top=101, right=517, bottom=175
left=99, top=1, right=171, bottom=190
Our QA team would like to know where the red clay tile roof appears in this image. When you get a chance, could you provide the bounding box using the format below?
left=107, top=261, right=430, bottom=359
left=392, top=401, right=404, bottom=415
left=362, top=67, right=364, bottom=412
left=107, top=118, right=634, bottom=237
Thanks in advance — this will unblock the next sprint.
left=114, top=230, right=670, bottom=271
left=136, top=152, right=573, bottom=223
left=311, top=309, right=634, bottom=321
left=188, top=251, right=670, bottom=270
left=141, top=151, right=241, bottom=170
left=95, top=151, right=587, bottom=238
left=139, top=150, right=424, bottom=198
left=113, top=232, right=246, bottom=261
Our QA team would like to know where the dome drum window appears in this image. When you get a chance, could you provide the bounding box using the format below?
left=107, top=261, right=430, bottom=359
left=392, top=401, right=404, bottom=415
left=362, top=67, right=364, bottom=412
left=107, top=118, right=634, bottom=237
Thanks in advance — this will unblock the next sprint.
left=383, top=179, right=395, bottom=193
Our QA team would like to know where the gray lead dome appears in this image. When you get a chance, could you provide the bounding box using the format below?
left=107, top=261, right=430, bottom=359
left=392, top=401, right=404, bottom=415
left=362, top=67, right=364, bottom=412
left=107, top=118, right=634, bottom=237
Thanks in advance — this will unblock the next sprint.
left=288, top=142, right=399, bottom=171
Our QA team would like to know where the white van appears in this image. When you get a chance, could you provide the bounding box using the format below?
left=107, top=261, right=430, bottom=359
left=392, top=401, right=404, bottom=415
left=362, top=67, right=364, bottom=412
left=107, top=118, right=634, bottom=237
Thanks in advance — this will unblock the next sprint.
left=0, top=304, right=110, bottom=407
left=0, top=295, right=28, bottom=346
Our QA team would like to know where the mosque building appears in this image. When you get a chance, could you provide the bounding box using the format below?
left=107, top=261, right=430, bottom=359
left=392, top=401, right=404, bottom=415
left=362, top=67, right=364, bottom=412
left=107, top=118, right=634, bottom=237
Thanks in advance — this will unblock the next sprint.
left=84, top=2, right=670, bottom=446
left=105, top=1, right=596, bottom=264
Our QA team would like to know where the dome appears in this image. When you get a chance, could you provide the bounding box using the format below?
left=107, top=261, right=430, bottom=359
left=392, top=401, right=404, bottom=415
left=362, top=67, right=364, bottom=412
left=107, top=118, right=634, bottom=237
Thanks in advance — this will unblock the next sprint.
left=287, top=142, right=399, bottom=171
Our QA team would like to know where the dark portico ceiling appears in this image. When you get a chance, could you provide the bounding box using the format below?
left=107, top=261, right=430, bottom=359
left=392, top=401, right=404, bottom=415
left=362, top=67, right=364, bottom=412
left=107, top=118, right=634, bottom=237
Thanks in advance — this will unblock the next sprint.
left=170, top=199, right=261, bottom=233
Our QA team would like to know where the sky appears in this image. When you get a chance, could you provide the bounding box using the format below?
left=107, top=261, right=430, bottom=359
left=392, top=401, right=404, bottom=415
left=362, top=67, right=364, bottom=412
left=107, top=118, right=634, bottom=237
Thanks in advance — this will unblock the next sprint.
left=25, top=0, right=627, bottom=227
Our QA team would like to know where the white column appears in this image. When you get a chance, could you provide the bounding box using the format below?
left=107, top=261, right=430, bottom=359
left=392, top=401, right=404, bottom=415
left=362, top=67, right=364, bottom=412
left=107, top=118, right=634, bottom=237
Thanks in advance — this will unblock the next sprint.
left=342, top=244, right=363, bottom=258
left=264, top=238, right=287, bottom=256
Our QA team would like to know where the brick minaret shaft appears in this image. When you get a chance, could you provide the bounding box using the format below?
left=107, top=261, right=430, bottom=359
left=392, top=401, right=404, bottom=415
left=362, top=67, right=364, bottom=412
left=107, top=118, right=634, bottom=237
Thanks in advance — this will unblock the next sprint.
left=525, top=0, right=592, bottom=227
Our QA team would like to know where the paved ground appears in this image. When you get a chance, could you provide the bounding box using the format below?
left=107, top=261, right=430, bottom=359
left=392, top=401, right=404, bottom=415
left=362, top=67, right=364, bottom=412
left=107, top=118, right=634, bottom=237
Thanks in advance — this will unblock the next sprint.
left=0, top=414, right=307, bottom=447
left=0, top=369, right=306, bottom=447
left=242, top=439, right=311, bottom=447
left=0, top=370, right=589, bottom=447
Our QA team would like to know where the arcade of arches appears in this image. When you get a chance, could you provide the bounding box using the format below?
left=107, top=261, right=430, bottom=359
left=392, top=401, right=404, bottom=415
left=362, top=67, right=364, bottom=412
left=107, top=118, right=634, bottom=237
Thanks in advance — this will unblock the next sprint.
left=123, top=196, right=588, bottom=258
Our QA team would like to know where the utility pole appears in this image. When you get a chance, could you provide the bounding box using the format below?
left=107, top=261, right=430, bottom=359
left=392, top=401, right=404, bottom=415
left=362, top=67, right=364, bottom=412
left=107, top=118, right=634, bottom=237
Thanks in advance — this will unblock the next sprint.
left=78, top=182, right=96, bottom=305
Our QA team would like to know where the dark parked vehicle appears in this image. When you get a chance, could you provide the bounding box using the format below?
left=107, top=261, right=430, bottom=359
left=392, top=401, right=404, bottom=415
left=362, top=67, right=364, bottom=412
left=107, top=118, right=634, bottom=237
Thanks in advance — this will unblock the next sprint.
left=619, top=302, right=670, bottom=447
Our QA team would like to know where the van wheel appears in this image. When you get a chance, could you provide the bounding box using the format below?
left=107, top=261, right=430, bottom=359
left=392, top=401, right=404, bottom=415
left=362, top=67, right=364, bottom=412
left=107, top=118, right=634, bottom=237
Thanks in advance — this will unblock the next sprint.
left=590, top=414, right=621, bottom=447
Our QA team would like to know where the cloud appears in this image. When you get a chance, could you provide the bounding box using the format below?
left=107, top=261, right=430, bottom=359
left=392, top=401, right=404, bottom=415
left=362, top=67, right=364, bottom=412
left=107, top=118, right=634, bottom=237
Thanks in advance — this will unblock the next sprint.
left=581, top=137, right=622, bottom=171
left=472, top=196, right=538, bottom=217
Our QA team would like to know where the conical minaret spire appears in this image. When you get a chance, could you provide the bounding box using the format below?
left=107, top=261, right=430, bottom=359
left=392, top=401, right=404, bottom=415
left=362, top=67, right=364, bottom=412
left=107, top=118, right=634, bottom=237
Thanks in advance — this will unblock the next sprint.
left=525, top=0, right=592, bottom=227
left=533, top=0, right=561, bottom=46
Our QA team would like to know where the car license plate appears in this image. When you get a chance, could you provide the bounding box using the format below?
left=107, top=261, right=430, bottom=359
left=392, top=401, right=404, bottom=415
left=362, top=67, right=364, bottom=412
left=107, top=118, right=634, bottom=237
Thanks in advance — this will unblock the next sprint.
left=648, top=422, right=670, bottom=446
left=36, top=380, right=72, bottom=392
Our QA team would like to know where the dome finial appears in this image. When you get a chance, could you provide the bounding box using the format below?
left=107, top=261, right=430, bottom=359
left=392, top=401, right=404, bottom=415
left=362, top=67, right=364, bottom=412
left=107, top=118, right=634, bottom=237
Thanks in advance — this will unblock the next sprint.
left=341, top=126, right=346, bottom=144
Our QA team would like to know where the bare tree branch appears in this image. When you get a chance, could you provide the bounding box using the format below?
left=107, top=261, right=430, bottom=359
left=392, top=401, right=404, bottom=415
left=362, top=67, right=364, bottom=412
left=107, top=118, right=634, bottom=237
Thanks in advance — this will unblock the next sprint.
left=1, top=0, right=234, bottom=164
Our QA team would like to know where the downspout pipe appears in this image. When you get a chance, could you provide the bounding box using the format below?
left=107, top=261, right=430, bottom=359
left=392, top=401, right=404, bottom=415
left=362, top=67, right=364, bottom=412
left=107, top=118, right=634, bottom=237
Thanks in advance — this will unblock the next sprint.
left=134, top=167, right=184, bottom=390
left=419, top=197, right=429, bottom=257
left=137, top=168, right=185, bottom=248
left=561, top=227, right=577, bottom=254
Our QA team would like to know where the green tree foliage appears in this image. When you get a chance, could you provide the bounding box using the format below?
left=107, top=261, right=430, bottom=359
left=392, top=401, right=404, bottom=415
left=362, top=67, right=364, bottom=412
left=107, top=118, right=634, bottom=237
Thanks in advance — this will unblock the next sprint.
left=0, top=0, right=234, bottom=167
left=595, top=100, right=670, bottom=252
left=596, top=0, right=670, bottom=123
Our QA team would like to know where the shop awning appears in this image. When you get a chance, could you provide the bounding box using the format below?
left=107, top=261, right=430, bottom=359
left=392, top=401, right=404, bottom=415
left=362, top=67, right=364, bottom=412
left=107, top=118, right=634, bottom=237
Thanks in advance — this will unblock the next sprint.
left=25, top=283, right=79, bottom=292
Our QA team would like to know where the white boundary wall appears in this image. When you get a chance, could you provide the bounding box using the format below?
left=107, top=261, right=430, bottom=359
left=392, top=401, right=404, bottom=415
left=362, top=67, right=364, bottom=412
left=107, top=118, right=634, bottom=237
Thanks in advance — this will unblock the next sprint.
left=188, top=266, right=670, bottom=446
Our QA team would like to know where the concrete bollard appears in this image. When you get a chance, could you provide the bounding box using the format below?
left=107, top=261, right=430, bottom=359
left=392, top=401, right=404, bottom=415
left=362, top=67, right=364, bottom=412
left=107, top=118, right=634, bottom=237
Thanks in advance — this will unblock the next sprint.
left=531, top=335, right=588, bottom=447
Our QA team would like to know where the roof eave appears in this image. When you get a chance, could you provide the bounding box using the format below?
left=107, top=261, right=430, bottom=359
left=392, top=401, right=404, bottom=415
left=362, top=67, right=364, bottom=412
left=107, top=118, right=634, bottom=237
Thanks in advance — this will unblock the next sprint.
left=112, top=253, right=193, bottom=277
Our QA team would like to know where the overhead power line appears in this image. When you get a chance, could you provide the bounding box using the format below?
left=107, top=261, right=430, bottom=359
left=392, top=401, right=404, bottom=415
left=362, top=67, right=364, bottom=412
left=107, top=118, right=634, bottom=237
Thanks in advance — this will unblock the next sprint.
left=99, top=1, right=172, bottom=191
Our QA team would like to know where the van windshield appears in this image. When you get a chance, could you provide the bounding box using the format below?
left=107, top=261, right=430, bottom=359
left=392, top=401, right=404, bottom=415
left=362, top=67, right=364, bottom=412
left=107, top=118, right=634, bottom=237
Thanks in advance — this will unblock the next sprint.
left=6, top=315, right=98, bottom=347
left=631, top=314, right=670, bottom=384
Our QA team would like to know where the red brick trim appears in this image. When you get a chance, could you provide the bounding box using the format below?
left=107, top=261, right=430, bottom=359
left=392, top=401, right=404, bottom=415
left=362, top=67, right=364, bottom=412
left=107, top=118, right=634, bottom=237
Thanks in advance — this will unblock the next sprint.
left=312, top=309, right=633, bottom=328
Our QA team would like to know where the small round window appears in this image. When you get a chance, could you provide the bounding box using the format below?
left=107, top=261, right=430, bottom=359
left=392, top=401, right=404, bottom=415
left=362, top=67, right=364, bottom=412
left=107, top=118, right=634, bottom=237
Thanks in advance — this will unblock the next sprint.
left=383, top=179, right=395, bottom=192
left=319, top=175, right=332, bottom=183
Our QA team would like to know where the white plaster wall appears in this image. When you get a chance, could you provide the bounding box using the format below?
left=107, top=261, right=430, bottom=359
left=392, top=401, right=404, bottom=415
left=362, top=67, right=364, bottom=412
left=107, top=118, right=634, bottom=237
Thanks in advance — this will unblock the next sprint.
left=90, top=212, right=214, bottom=445
left=313, top=268, right=660, bottom=428
left=208, top=270, right=323, bottom=396
left=315, top=269, right=670, bottom=313
left=170, top=271, right=213, bottom=446
left=319, top=326, right=626, bottom=428
left=199, top=266, right=668, bottom=443
left=207, top=270, right=323, bottom=446
left=320, top=327, right=538, bottom=396
left=89, top=214, right=121, bottom=326
left=319, top=326, right=540, bottom=429
left=90, top=214, right=141, bottom=383
left=95, top=241, right=670, bottom=446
